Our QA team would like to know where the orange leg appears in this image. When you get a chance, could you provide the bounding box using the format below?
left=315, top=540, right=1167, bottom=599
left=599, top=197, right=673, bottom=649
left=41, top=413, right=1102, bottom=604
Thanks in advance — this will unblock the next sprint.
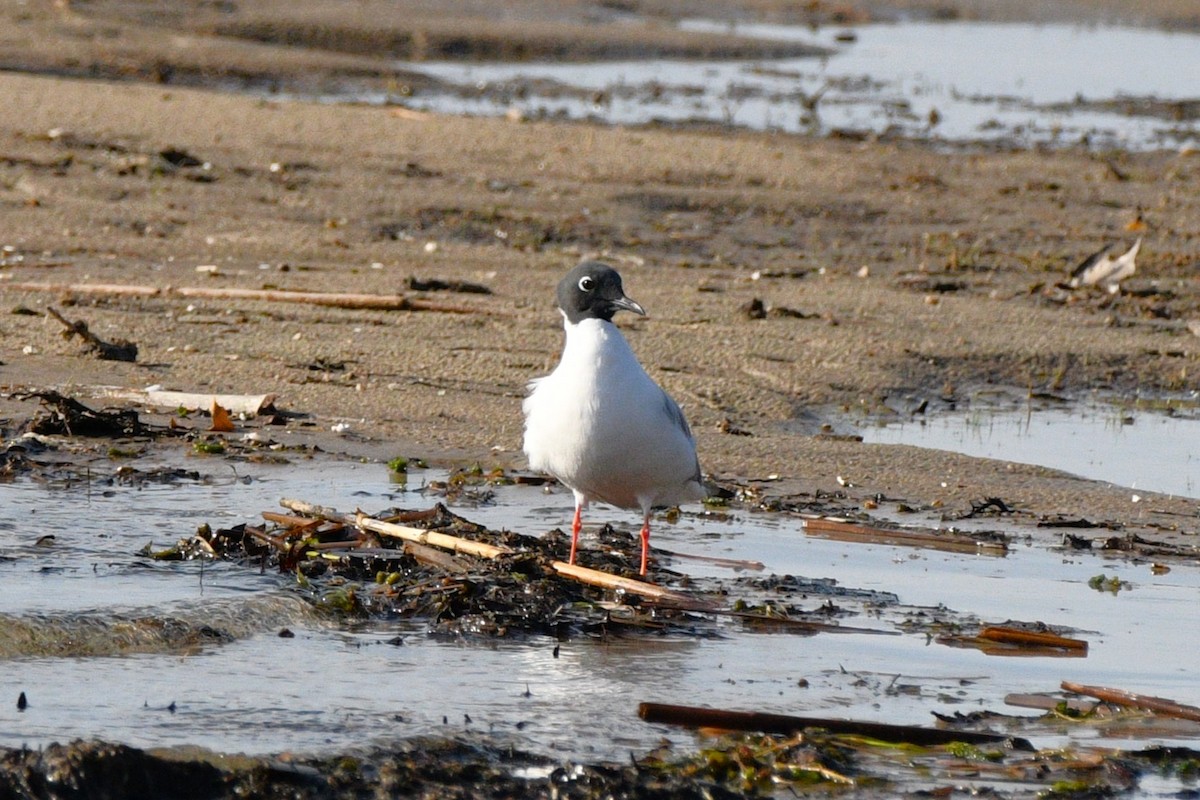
left=639, top=517, right=651, bottom=576
left=569, top=503, right=582, bottom=564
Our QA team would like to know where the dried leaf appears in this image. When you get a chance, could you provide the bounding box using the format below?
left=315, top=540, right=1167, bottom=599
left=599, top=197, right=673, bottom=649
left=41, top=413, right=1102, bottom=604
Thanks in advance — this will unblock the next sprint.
left=210, top=400, right=235, bottom=432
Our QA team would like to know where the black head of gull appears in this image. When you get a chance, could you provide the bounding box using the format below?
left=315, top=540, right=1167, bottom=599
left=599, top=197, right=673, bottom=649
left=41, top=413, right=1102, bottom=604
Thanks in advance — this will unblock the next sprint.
left=556, top=261, right=646, bottom=324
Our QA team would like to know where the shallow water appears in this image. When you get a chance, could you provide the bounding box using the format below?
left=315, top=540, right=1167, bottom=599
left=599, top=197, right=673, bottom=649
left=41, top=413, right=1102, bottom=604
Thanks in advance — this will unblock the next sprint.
left=391, top=20, right=1200, bottom=150
left=2, top=452, right=1199, bottom=769
left=858, top=400, right=1200, bottom=499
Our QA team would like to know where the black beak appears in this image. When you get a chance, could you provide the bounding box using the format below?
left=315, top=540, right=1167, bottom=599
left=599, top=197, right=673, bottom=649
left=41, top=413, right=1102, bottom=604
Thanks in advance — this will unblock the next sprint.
left=610, top=294, right=646, bottom=316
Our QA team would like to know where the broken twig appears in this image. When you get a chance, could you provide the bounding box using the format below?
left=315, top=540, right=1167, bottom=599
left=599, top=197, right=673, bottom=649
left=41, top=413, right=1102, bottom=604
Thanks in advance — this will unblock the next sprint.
left=1004, top=693, right=1098, bottom=715
left=260, top=512, right=325, bottom=533
left=46, top=306, right=137, bottom=362
left=402, top=541, right=470, bottom=573
left=4, top=281, right=499, bottom=315
left=939, top=625, right=1089, bottom=658
left=657, top=547, right=765, bottom=571
left=550, top=561, right=715, bottom=608
left=280, top=498, right=510, bottom=558
left=803, top=517, right=1008, bottom=555
left=355, top=512, right=511, bottom=560
left=1061, top=682, right=1200, bottom=723
left=979, top=626, right=1087, bottom=652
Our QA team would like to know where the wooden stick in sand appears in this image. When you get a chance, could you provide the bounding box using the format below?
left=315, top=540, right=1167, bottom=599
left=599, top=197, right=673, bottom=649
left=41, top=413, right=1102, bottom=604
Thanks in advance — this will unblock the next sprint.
left=1, top=281, right=498, bottom=315
left=1061, top=682, right=1200, bottom=722
left=638, top=702, right=1034, bottom=749
left=102, top=388, right=278, bottom=416
left=45, top=306, right=138, bottom=362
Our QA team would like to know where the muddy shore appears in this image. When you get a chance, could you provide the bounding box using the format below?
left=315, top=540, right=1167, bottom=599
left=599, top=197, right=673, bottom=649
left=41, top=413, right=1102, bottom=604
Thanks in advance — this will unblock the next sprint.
left=3, top=2, right=1200, bottom=797
left=3, top=1, right=1200, bottom=546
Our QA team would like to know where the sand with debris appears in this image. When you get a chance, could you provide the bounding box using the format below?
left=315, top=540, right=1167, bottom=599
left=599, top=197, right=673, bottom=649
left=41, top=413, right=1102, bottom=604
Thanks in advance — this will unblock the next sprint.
left=2, top=0, right=1200, bottom=550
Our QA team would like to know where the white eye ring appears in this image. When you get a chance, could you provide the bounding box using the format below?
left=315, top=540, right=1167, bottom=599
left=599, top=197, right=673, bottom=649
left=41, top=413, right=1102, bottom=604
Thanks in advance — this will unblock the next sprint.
left=578, top=276, right=595, bottom=292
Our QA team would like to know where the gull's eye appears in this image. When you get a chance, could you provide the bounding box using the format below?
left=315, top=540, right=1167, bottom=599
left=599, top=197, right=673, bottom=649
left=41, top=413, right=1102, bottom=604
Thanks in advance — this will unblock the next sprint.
left=578, top=276, right=595, bottom=292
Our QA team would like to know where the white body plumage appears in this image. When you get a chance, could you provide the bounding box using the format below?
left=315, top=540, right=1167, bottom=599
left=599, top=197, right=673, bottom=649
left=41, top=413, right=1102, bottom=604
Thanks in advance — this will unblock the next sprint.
left=523, top=316, right=704, bottom=515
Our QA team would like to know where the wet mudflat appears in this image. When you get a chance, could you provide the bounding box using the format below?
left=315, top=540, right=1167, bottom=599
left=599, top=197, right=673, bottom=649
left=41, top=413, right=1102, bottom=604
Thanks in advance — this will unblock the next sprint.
left=397, top=20, right=1200, bottom=150
left=3, top=434, right=1200, bottom=797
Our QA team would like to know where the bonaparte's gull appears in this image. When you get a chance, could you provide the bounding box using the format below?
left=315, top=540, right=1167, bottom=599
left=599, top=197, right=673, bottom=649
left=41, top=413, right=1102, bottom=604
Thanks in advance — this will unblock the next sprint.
left=523, top=261, right=705, bottom=576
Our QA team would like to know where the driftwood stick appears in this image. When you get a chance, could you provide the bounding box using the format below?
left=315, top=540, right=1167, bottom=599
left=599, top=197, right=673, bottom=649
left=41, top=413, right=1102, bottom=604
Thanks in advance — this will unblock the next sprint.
left=244, top=526, right=290, bottom=553
left=390, top=107, right=432, bottom=121
left=261, top=512, right=327, bottom=531
left=280, top=498, right=349, bottom=522
left=980, top=626, right=1088, bottom=652
left=356, top=513, right=511, bottom=559
left=937, top=632, right=1088, bottom=659
left=804, top=517, right=1008, bottom=555
left=638, top=703, right=1033, bottom=749
left=102, top=388, right=277, bottom=416
left=304, top=539, right=366, bottom=551
left=281, top=498, right=511, bottom=559
left=383, top=508, right=443, bottom=524
left=46, top=306, right=138, bottom=362
left=46, top=305, right=97, bottom=341
left=1004, top=693, right=1098, bottom=715
left=551, top=561, right=715, bottom=608
left=2, top=281, right=498, bottom=315
left=656, top=547, right=766, bottom=571
left=403, top=541, right=470, bottom=573
left=283, top=499, right=500, bottom=556
left=1061, top=682, right=1200, bottom=722
left=173, top=285, right=492, bottom=314
left=31, top=282, right=160, bottom=298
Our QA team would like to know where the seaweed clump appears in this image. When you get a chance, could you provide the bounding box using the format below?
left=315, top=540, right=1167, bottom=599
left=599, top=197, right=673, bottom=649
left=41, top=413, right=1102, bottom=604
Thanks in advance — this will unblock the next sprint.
left=0, top=737, right=750, bottom=800
left=162, top=503, right=710, bottom=640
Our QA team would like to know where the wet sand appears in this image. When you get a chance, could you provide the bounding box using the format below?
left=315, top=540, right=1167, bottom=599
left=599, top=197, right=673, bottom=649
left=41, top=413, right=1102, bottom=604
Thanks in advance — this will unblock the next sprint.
left=2, top=0, right=1200, bottom=551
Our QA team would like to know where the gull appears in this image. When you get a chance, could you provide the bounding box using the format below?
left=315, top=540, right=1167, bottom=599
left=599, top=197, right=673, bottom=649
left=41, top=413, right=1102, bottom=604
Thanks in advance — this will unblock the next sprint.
left=523, top=261, right=706, bottom=576
left=1068, top=238, right=1142, bottom=293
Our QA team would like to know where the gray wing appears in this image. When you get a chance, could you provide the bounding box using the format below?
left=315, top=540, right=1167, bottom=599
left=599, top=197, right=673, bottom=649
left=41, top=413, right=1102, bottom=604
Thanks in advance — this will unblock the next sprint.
left=1068, top=244, right=1112, bottom=287
left=661, top=389, right=694, bottom=441
left=661, top=389, right=704, bottom=485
